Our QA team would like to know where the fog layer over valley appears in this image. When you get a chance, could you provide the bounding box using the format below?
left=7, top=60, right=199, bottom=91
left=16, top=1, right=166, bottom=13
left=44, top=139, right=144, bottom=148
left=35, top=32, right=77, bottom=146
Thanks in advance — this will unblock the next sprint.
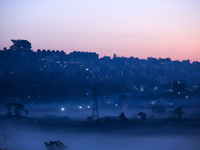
left=0, top=118, right=200, bottom=150
left=1, top=98, right=200, bottom=119
left=0, top=99, right=200, bottom=150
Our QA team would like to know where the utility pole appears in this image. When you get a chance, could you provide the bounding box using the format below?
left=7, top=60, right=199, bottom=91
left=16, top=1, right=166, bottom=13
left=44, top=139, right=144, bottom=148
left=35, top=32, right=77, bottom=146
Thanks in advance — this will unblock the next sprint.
left=92, top=75, right=99, bottom=120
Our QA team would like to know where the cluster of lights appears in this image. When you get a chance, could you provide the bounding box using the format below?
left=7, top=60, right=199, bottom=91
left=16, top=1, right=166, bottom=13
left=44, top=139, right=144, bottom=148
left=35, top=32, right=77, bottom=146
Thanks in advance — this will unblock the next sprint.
left=78, top=106, right=91, bottom=109
left=106, top=101, right=111, bottom=104
left=60, top=105, right=91, bottom=111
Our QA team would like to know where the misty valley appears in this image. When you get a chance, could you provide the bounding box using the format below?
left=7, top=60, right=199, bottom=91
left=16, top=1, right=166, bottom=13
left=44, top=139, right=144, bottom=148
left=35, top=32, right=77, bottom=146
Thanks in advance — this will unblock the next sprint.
left=0, top=98, right=200, bottom=150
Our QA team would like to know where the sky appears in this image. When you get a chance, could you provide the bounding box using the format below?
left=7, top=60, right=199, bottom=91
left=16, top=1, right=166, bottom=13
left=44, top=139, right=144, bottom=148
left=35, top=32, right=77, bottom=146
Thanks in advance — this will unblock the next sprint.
left=0, top=0, right=200, bottom=62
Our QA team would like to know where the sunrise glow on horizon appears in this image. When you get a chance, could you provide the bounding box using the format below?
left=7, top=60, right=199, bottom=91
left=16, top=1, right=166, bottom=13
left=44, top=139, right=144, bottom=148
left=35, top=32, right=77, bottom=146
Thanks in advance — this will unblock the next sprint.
left=0, top=0, right=200, bottom=62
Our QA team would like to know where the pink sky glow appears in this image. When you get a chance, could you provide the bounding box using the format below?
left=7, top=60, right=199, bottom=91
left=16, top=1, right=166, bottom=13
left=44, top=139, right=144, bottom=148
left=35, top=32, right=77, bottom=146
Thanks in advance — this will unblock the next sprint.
left=0, top=0, right=200, bottom=62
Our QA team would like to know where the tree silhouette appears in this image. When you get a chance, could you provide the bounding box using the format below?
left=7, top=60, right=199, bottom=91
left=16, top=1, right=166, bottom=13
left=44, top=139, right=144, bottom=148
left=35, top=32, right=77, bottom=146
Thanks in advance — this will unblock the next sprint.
left=10, top=39, right=31, bottom=51
left=44, top=141, right=68, bottom=150
left=138, top=112, right=147, bottom=120
left=13, top=103, right=24, bottom=117
left=5, top=103, right=29, bottom=117
left=169, top=107, right=185, bottom=121
left=5, top=103, right=12, bottom=117
left=118, top=112, right=128, bottom=123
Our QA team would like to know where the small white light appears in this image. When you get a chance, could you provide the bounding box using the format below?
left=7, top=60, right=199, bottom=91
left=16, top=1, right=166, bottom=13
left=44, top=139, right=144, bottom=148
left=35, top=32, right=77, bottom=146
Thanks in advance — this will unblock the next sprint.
left=61, top=108, right=65, bottom=111
left=79, top=106, right=82, bottom=109
left=87, top=106, right=90, bottom=108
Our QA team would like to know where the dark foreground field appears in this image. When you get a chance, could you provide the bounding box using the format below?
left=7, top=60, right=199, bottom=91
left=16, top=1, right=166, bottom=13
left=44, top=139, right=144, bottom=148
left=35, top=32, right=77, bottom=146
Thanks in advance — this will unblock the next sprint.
left=0, top=117, right=200, bottom=150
